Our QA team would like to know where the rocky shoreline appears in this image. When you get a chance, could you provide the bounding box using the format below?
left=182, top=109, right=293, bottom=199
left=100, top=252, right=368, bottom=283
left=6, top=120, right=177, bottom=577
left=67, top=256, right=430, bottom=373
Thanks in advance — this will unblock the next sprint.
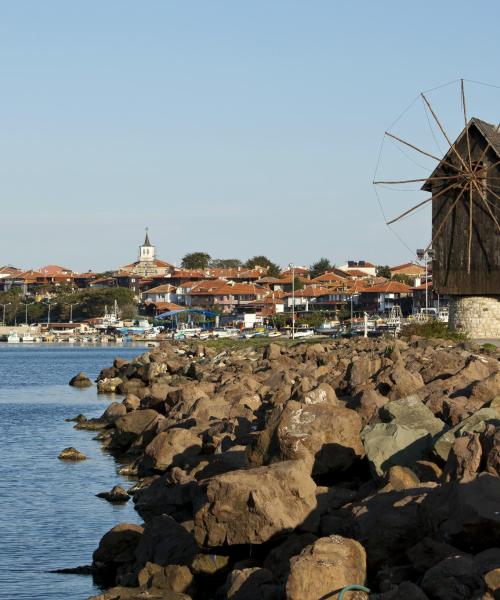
left=69, top=336, right=500, bottom=599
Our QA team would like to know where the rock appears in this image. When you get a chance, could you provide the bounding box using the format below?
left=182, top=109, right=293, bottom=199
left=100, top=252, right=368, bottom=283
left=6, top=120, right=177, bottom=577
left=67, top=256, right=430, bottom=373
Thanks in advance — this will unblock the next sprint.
left=362, top=423, right=432, bottom=478
left=285, top=535, right=367, bottom=600
left=349, top=357, right=382, bottom=387
left=194, top=460, right=317, bottom=546
left=380, top=395, right=446, bottom=437
left=420, top=555, right=484, bottom=600
left=96, top=485, right=130, bottom=503
left=97, top=377, right=124, bottom=393
left=191, top=553, right=230, bottom=576
left=139, top=429, right=202, bottom=475
left=407, top=537, right=466, bottom=573
left=421, top=474, right=500, bottom=552
left=134, top=515, right=198, bottom=568
left=123, top=394, right=141, bottom=412
left=264, top=343, right=282, bottom=361
left=412, top=460, right=443, bottom=483
left=384, top=465, right=420, bottom=491
left=133, top=468, right=199, bottom=521
left=220, top=567, right=281, bottom=599
left=69, top=372, right=92, bottom=387
left=346, top=485, right=433, bottom=570
left=378, top=362, right=424, bottom=400
left=137, top=562, right=193, bottom=593
left=270, top=401, right=364, bottom=475
left=352, top=389, right=388, bottom=425
left=58, top=447, right=86, bottom=461
left=369, top=581, right=429, bottom=599
left=263, top=533, right=317, bottom=583
left=92, top=523, right=144, bottom=579
left=442, top=432, right=482, bottom=481
left=481, top=424, right=500, bottom=477
left=433, top=407, right=500, bottom=461
left=101, top=402, right=127, bottom=423
left=484, top=568, right=500, bottom=599
left=110, top=409, right=165, bottom=451
left=89, top=588, right=190, bottom=600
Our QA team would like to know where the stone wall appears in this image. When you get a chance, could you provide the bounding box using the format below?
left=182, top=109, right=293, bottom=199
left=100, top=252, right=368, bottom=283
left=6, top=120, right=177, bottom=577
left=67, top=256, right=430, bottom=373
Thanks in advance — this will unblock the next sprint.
left=449, top=296, right=500, bottom=339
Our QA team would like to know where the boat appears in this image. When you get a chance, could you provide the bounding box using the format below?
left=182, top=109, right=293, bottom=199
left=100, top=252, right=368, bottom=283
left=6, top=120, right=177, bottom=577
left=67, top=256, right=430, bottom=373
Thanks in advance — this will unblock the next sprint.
left=212, top=328, right=239, bottom=339
left=21, top=333, right=35, bottom=343
left=67, top=336, right=76, bottom=344
left=267, top=330, right=282, bottom=337
left=314, top=320, right=341, bottom=335
left=7, top=331, right=20, bottom=343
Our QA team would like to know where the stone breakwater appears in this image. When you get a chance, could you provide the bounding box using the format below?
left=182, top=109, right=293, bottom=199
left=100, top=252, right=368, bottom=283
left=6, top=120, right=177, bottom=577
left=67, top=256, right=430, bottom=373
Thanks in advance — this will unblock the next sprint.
left=73, top=337, right=500, bottom=600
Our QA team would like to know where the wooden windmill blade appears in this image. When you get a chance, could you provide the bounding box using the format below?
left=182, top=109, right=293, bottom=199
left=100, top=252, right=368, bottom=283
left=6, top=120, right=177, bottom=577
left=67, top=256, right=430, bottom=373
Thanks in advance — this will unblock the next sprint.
left=374, top=80, right=500, bottom=293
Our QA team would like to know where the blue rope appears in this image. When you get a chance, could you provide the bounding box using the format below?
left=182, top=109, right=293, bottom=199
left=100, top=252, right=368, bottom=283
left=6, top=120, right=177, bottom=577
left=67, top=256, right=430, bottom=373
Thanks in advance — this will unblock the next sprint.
left=338, top=584, right=371, bottom=599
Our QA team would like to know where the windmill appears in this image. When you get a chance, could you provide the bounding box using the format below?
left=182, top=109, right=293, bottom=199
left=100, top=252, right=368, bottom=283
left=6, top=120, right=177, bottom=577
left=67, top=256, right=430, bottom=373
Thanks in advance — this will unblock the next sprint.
left=374, top=80, right=500, bottom=299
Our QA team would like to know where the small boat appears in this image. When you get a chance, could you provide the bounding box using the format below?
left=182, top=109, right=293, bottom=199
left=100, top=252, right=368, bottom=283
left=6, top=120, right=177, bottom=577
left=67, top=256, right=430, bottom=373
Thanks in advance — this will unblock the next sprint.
left=291, top=329, right=314, bottom=338
left=7, top=331, right=20, bottom=343
left=67, top=336, right=76, bottom=344
left=21, top=333, right=35, bottom=343
left=315, top=320, right=340, bottom=335
left=267, top=330, right=282, bottom=337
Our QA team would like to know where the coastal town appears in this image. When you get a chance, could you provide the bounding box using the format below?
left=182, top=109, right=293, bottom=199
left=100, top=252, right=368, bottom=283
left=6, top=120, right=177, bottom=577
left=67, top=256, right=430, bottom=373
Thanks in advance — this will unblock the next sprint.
left=0, top=230, right=443, bottom=342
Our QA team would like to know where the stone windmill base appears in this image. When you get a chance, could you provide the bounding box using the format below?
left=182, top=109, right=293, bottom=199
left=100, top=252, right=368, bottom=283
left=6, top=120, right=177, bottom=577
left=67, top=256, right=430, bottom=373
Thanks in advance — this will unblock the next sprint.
left=449, top=296, right=500, bottom=338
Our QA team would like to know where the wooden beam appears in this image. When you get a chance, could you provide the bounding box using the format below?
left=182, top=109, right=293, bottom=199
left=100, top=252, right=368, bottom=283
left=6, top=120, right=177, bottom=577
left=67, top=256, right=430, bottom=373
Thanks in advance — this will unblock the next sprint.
left=421, top=92, right=470, bottom=173
left=385, top=131, right=462, bottom=173
left=424, top=184, right=468, bottom=254
left=373, top=175, right=460, bottom=185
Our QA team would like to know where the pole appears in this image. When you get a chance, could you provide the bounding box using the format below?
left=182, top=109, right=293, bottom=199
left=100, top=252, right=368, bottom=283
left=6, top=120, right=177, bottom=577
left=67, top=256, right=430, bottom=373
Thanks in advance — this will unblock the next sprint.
left=291, top=264, right=295, bottom=339
left=425, top=257, right=428, bottom=313
left=1, top=303, right=11, bottom=326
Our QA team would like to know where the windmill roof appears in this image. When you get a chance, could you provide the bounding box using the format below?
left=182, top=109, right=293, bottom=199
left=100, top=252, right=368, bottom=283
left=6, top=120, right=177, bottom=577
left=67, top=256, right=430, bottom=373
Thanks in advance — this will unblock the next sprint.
left=422, top=118, right=500, bottom=191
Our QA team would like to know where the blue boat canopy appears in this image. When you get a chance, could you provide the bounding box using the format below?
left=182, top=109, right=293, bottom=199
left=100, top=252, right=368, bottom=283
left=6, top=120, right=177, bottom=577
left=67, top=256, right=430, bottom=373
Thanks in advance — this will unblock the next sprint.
left=156, top=308, right=217, bottom=319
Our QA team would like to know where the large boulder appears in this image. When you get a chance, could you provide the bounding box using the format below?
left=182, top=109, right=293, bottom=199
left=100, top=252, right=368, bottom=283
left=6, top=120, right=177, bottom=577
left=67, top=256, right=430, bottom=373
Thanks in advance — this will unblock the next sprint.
left=134, top=515, right=198, bottom=568
left=362, top=423, right=432, bottom=478
left=110, top=409, right=166, bottom=451
left=69, top=372, right=92, bottom=388
left=220, top=567, right=281, bottom=600
left=139, top=429, right=202, bottom=474
left=349, top=356, right=382, bottom=387
left=420, top=474, right=500, bottom=552
left=433, top=407, right=500, bottom=461
left=92, top=523, right=144, bottom=580
left=194, top=460, right=317, bottom=547
left=380, top=395, right=446, bottom=437
left=97, top=377, right=124, bottom=393
left=345, top=485, right=433, bottom=570
left=272, top=401, right=364, bottom=475
left=285, top=535, right=367, bottom=600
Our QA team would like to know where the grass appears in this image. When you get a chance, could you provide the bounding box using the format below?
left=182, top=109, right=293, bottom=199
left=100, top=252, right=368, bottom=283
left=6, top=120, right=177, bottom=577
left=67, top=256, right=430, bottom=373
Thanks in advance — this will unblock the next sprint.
left=399, top=320, right=468, bottom=342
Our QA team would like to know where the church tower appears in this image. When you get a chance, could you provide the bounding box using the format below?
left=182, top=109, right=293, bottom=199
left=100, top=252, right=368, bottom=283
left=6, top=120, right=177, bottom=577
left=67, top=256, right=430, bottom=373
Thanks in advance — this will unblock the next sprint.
left=139, top=228, right=155, bottom=263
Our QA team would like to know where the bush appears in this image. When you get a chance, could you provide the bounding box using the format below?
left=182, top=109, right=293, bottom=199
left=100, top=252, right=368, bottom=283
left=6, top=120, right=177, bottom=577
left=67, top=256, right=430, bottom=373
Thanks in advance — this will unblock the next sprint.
left=400, top=320, right=468, bottom=341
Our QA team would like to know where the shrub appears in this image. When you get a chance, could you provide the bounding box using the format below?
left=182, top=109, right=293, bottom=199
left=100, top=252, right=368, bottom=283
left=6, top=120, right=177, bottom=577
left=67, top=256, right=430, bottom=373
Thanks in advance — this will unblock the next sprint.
left=400, top=320, right=468, bottom=341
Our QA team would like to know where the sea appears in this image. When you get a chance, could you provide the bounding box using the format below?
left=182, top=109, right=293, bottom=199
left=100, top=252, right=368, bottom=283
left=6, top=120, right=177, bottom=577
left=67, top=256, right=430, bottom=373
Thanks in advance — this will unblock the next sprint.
left=0, top=343, right=147, bottom=600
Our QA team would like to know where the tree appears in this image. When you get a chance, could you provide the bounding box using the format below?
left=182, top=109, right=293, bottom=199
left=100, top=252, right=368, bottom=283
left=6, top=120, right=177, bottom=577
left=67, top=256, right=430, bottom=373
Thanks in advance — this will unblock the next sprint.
left=209, top=258, right=242, bottom=269
left=392, top=273, right=414, bottom=286
left=376, top=265, right=392, bottom=279
left=245, top=256, right=280, bottom=277
left=181, top=252, right=211, bottom=270
left=310, top=258, right=332, bottom=279
left=294, top=276, right=305, bottom=291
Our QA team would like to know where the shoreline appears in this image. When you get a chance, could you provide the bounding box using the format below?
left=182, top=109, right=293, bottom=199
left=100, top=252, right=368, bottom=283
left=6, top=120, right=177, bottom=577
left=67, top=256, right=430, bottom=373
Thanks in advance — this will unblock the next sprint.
left=67, top=337, right=500, bottom=600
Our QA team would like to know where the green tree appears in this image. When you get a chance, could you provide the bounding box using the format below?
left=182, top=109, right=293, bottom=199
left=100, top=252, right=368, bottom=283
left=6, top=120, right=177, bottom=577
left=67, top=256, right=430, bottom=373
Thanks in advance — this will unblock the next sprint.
left=376, top=265, right=391, bottom=278
left=0, top=287, right=22, bottom=325
left=245, top=256, right=280, bottom=277
left=310, top=258, right=332, bottom=279
left=209, top=258, right=242, bottom=269
left=392, top=273, right=413, bottom=286
left=294, top=276, right=305, bottom=291
left=337, top=305, right=351, bottom=322
left=181, top=252, right=211, bottom=270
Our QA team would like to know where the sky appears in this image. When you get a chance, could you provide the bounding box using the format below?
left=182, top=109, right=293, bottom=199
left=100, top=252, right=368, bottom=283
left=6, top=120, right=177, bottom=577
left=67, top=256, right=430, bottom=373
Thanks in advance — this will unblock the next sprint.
left=1, top=0, right=500, bottom=272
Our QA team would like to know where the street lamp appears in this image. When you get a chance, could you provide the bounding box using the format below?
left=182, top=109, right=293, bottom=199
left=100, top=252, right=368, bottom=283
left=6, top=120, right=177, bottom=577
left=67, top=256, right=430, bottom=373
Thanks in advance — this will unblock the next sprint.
left=66, top=303, right=78, bottom=323
left=43, top=300, right=53, bottom=326
left=288, top=263, right=295, bottom=339
left=416, top=248, right=434, bottom=312
left=21, top=302, right=34, bottom=326
left=1, top=302, right=11, bottom=326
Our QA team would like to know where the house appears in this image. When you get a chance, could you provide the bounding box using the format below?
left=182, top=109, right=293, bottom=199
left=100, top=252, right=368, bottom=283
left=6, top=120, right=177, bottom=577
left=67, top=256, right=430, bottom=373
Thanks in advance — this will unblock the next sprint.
left=188, top=281, right=269, bottom=314
left=357, top=280, right=413, bottom=315
left=310, top=270, right=349, bottom=285
left=39, top=264, right=74, bottom=276
left=338, top=260, right=377, bottom=277
left=390, top=262, right=425, bottom=279
left=283, top=285, right=331, bottom=311
left=141, top=284, right=178, bottom=305
left=411, top=281, right=449, bottom=313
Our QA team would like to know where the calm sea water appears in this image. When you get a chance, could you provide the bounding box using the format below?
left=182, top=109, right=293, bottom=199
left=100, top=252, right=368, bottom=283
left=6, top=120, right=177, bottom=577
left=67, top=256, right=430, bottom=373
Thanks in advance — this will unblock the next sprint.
left=0, top=344, right=147, bottom=600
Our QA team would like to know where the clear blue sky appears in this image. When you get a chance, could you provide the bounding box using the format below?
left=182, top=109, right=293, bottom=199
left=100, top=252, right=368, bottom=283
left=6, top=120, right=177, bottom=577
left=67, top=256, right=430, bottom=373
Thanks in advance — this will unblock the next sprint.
left=1, top=1, right=499, bottom=272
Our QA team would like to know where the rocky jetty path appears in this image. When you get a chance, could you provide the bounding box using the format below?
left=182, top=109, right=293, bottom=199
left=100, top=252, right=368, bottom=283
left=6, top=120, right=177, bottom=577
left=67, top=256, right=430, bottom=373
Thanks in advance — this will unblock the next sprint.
left=70, top=337, right=500, bottom=599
